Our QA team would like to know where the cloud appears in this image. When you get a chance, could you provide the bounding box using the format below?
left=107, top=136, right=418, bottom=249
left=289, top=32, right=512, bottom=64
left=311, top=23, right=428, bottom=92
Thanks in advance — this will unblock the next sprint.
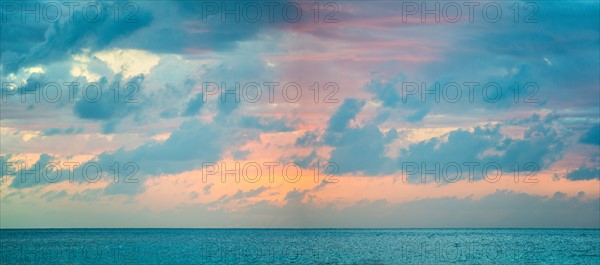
left=238, top=116, right=294, bottom=132
left=41, top=127, right=84, bottom=136
left=396, top=118, right=567, bottom=182
left=1, top=1, right=598, bottom=229
left=12, top=189, right=593, bottom=228
left=308, top=97, right=568, bottom=179
left=295, top=130, right=320, bottom=147
left=40, top=190, right=68, bottom=202
left=97, top=119, right=225, bottom=194
left=202, top=183, right=213, bottom=195
left=70, top=189, right=103, bottom=202
left=359, top=1, right=599, bottom=125
left=328, top=125, right=393, bottom=175
left=73, top=74, right=145, bottom=133
left=215, top=187, right=268, bottom=205
left=6, top=154, right=53, bottom=189
left=566, top=166, right=600, bottom=181
left=580, top=124, right=600, bottom=145
left=182, top=93, right=205, bottom=116
left=108, top=0, right=325, bottom=56
left=365, top=78, right=401, bottom=108
left=325, top=98, right=365, bottom=135
left=301, top=100, right=568, bottom=179
left=248, top=190, right=599, bottom=228
left=1, top=1, right=154, bottom=73
left=318, top=99, right=395, bottom=174
left=0, top=118, right=226, bottom=193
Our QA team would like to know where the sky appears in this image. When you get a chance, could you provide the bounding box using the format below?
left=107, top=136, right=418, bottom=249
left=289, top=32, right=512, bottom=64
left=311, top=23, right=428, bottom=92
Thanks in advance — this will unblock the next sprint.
left=0, top=0, right=599, bottom=228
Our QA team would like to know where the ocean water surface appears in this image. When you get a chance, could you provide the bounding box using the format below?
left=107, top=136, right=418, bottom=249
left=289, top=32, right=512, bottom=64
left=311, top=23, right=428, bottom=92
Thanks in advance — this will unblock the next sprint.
left=1, top=228, right=599, bottom=264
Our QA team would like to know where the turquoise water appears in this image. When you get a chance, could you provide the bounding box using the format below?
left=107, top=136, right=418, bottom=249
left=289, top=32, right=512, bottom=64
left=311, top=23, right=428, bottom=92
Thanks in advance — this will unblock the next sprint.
left=1, top=229, right=599, bottom=264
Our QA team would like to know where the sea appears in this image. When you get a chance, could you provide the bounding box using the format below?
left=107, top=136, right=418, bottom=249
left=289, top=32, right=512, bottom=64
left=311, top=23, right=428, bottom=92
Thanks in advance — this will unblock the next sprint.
left=0, top=228, right=599, bottom=264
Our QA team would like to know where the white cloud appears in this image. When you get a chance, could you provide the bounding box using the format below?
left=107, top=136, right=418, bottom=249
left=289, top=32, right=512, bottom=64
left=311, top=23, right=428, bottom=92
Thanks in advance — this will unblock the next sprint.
left=94, top=49, right=161, bottom=78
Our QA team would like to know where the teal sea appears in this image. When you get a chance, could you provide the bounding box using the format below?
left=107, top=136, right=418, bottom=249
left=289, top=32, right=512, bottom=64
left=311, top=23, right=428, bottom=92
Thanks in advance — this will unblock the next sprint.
left=1, top=228, right=599, bottom=264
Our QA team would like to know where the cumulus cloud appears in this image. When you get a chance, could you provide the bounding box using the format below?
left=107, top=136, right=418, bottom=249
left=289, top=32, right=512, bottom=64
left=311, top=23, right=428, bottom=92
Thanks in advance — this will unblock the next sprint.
left=73, top=74, right=145, bottom=133
left=580, top=124, right=600, bottom=145
left=566, top=166, right=600, bottom=181
left=297, top=97, right=568, bottom=180
left=1, top=1, right=153, bottom=73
